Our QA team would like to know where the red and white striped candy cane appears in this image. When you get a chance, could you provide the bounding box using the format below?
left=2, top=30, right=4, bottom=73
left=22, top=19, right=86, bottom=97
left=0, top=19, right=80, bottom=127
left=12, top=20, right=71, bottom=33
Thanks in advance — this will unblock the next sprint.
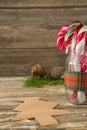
left=75, top=26, right=87, bottom=56
left=66, top=21, right=84, bottom=53
left=57, top=21, right=84, bottom=52
left=57, top=25, right=70, bottom=50
left=75, top=26, right=87, bottom=72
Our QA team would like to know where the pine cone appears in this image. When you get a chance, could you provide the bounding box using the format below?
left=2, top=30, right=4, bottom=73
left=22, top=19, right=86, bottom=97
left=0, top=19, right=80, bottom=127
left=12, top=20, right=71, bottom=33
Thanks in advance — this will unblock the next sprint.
left=31, top=64, right=46, bottom=78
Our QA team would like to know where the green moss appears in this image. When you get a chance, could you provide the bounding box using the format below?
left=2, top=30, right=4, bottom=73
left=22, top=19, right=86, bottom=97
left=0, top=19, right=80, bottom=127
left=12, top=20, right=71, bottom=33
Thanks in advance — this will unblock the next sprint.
left=24, top=77, right=64, bottom=88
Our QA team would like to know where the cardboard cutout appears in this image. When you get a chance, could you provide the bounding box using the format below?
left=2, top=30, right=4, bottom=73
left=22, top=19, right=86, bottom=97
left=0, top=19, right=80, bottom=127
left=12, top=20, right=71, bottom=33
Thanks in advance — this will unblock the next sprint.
left=13, top=97, right=72, bottom=126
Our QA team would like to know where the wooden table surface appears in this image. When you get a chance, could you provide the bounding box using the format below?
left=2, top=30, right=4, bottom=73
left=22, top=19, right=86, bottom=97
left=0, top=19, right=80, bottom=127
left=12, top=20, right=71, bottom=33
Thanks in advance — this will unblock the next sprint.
left=0, top=77, right=87, bottom=130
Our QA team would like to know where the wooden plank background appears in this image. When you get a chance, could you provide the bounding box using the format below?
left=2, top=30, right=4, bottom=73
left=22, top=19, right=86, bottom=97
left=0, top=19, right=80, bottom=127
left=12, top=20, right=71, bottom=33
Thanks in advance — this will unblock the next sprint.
left=0, top=0, right=87, bottom=76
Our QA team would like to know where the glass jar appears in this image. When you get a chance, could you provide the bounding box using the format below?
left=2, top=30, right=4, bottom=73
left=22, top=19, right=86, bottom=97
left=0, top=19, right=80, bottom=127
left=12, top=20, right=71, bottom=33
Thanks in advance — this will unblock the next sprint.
left=64, top=48, right=87, bottom=104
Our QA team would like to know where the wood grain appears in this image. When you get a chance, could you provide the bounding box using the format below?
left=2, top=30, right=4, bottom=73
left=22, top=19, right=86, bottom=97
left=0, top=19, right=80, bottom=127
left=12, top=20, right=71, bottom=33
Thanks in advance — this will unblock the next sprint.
left=0, top=8, right=87, bottom=49
left=0, top=48, right=66, bottom=76
left=0, top=0, right=87, bottom=7
left=0, top=81, right=87, bottom=129
left=0, top=0, right=87, bottom=76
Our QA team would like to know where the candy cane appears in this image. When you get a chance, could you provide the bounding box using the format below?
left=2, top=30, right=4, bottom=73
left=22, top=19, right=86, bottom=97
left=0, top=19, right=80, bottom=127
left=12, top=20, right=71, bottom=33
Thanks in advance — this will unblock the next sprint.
left=75, top=26, right=87, bottom=72
left=79, top=51, right=87, bottom=72
left=74, top=26, right=87, bottom=103
left=57, top=25, right=70, bottom=50
left=67, top=21, right=84, bottom=53
left=75, top=26, right=87, bottom=56
left=57, top=21, right=84, bottom=52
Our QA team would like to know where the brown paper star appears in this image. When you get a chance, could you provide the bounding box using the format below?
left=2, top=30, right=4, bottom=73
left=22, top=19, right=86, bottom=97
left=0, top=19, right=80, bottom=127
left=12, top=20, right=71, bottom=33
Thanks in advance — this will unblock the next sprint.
left=13, top=97, right=72, bottom=126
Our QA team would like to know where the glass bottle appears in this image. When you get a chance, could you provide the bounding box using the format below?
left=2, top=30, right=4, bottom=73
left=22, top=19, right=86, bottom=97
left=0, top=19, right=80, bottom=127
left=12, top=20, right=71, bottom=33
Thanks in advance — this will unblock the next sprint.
left=64, top=47, right=87, bottom=104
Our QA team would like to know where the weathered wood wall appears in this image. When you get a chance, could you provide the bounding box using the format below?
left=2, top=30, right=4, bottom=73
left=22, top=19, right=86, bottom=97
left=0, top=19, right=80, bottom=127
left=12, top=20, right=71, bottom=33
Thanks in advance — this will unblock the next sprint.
left=0, top=0, right=87, bottom=76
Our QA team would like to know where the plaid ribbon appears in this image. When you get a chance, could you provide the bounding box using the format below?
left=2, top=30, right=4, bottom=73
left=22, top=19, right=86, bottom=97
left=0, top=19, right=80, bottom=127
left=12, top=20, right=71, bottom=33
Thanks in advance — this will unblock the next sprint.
left=64, top=71, right=87, bottom=90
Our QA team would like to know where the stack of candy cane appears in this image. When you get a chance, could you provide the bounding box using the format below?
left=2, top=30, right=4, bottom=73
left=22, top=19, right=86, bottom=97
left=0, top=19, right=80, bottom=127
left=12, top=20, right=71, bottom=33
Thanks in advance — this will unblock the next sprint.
left=57, top=21, right=87, bottom=104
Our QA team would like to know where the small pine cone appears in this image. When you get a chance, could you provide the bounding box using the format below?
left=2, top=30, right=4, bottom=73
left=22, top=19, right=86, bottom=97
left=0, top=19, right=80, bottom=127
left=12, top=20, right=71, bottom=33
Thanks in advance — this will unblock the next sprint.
left=50, top=67, right=65, bottom=79
left=31, top=64, right=46, bottom=78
